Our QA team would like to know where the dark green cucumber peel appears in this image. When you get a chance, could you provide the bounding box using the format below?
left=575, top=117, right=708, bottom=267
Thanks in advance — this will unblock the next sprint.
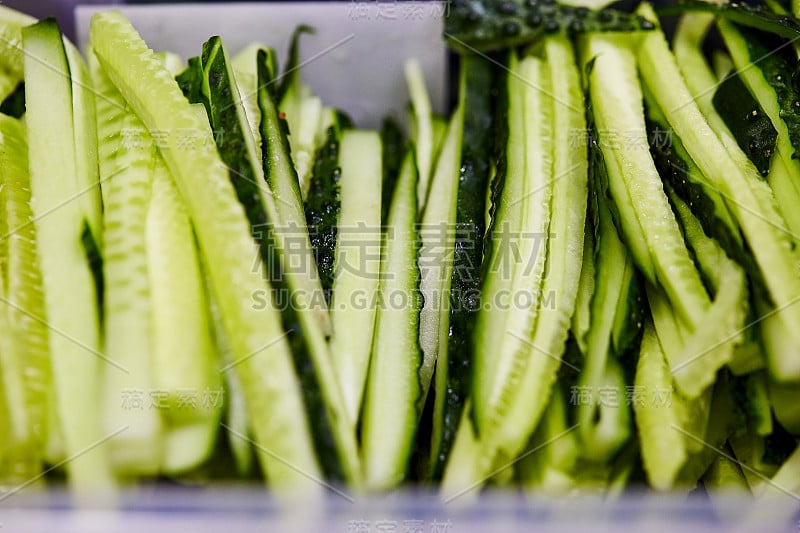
left=658, top=0, right=800, bottom=41
left=466, top=50, right=510, bottom=442
left=277, top=24, right=315, bottom=104
left=430, top=54, right=494, bottom=480
left=0, top=82, right=25, bottom=118
left=712, top=70, right=777, bottom=177
left=445, top=0, right=655, bottom=53
left=643, top=100, right=770, bottom=305
left=176, top=57, right=204, bottom=107
left=480, top=52, right=511, bottom=284
left=737, top=25, right=800, bottom=160
left=380, top=116, right=406, bottom=226
left=257, top=49, right=305, bottom=199
left=81, top=219, right=104, bottom=320
left=304, top=126, right=341, bottom=302
left=185, top=37, right=344, bottom=480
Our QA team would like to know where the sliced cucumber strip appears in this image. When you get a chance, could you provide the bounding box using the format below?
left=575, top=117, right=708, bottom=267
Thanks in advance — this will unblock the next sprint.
left=517, top=385, right=580, bottom=496
left=91, top=11, right=321, bottom=491
left=585, top=33, right=710, bottom=329
left=405, top=59, right=434, bottom=209
left=634, top=321, right=689, bottom=490
left=473, top=54, right=554, bottom=441
left=419, top=107, right=463, bottom=403
left=493, top=35, right=588, bottom=462
left=91, top=54, right=163, bottom=474
left=361, top=150, right=422, bottom=490
left=0, top=114, right=50, bottom=480
left=329, top=130, right=382, bottom=427
left=65, top=42, right=102, bottom=245
left=24, top=18, right=113, bottom=490
left=263, top=53, right=365, bottom=477
left=147, top=156, right=221, bottom=474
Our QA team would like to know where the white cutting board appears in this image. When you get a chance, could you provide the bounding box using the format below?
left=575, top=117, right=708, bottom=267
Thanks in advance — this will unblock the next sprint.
left=75, top=2, right=448, bottom=128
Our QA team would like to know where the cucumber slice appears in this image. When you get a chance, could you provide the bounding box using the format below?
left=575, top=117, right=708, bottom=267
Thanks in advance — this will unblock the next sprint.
left=473, top=54, right=554, bottom=441
left=418, top=106, right=462, bottom=396
left=575, top=122, right=639, bottom=463
left=91, top=11, right=321, bottom=491
left=147, top=156, right=221, bottom=474
left=260, top=50, right=362, bottom=480
left=517, top=385, right=580, bottom=496
left=405, top=59, right=434, bottom=209
left=24, top=18, right=114, bottom=490
left=639, top=3, right=800, bottom=382
left=205, top=261, right=253, bottom=477
left=634, top=322, right=689, bottom=490
left=256, top=52, right=333, bottom=336
left=0, top=114, right=50, bottom=480
left=492, top=35, right=588, bottom=462
left=768, top=378, right=800, bottom=434
left=584, top=33, right=710, bottom=329
left=91, top=54, right=163, bottom=474
left=425, top=105, right=464, bottom=473
left=329, top=130, right=382, bottom=427
left=361, top=150, right=422, bottom=490
left=65, top=42, right=102, bottom=245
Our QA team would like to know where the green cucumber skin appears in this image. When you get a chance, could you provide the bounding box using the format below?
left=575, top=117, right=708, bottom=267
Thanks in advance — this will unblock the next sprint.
left=190, top=37, right=345, bottom=481
left=380, top=116, right=406, bottom=226
left=445, top=0, right=655, bottom=53
left=304, top=126, right=341, bottom=301
left=0, top=82, right=25, bottom=118
left=427, top=54, right=493, bottom=480
left=712, top=71, right=777, bottom=177
left=277, top=25, right=314, bottom=104
left=736, top=27, right=800, bottom=161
